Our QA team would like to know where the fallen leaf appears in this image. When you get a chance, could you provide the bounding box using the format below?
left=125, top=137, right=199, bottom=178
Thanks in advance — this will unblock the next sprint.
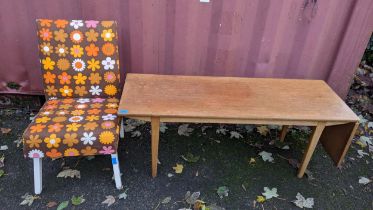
left=131, top=130, right=141, bottom=137
left=167, top=173, right=174, bottom=177
left=230, top=131, right=243, bottom=139
left=118, top=191, right=128, bottom=200
left=20, top=193, right=40, bottom=206
left=217, top=186, right=229, bottom=198
left=201, top=125, right=212, bottom=133
left=245, top=125, right=254, bottom=133
left=56, top=201, right=69, bottom=210
left=358, top=176, right=372, bottom=185
left=282, top=145, right=290, bottom=150
left=258, top=151, right=274, bottom=162
left=178, top=124, right=194, bottom=136
left=357, top=136, right=372, bottom=147
left=0, top=155, right=4, bottom=168
left=257, top=126, right=269, bottom=136
left=160, top=123, right=168, bottom=133
left=216, top=127, right=228, bottom=135
left=0, top=128, right=11, bottom=134
left=0, top=169, right=4, bottom=177
left=173, top=164, right=184, bottom=174
left=357, top=150, right=369, bottom=158
left=181, top=153, right=200, bottom=163
left=0, top=145, right=8, bottom=151
left=86, top=156, right=95, bottom=161
left=161, top=196, right=171, bottom=204
left=256, top=195, right=266, bottom=203
left=249, top=158, right=256, bottom=164
left=292, top=192, right=314, bottom=209
left=262, top=187, right=279, bottom=200
left=46, top=201, right=57, bottom=208
left=102, top=195, right=115, bottom=207
left=71, top=195, right=85, bottom=205
left=57, top=169, right=81, bottom=179
left=185, top=191, right=200, bottom=205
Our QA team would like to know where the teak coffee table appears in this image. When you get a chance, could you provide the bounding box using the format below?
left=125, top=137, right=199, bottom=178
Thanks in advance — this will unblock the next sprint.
left=118, top=73, right=359, bottom=178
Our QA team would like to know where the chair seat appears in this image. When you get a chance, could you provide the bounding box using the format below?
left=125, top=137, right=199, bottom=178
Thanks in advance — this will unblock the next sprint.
left=23, top=97, right=120, bottom=159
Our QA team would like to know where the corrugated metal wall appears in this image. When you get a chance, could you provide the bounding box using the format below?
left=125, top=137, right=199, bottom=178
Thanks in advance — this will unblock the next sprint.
left=0, top=0, right=372, bottom=97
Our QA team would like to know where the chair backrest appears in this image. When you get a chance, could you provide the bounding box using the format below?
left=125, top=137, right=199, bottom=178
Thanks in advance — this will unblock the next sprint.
left=36, top=19, right=121, bottom=99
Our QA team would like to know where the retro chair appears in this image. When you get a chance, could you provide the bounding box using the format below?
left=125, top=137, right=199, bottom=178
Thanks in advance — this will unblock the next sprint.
left=22, top=19, right=124, bottom=194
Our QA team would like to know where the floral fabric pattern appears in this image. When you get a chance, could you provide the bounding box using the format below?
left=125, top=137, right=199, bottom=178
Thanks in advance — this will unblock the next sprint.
left=36, top=19, right=121, bottom=99
left=23, top=98, right=120, bottom=159
left=23, top=19, right=121, bottom=159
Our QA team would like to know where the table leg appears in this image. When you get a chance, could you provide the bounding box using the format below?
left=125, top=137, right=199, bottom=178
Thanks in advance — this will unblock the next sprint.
left=297, top=122, right=326, bottom=178
left=279, top=125, right=289, bottom=142
left=151, top=116, right=160, bottom=178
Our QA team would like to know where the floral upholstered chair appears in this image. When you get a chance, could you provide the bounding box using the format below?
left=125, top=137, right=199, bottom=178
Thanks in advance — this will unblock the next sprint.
left=22, top=19, right=124, bottom=194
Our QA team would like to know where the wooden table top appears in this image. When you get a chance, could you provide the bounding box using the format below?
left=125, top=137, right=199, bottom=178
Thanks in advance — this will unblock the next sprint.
left=118, top=73, right=358, bottom=122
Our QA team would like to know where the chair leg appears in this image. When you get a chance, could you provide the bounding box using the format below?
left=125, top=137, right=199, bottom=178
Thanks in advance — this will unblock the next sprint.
left=33, top=158, right=42, bottom=194
left=111, top=153, right=123, bottom=189
left=120, top=118, right=124, bottom=138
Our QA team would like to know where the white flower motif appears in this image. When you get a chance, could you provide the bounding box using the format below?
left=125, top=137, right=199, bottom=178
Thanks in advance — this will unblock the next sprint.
left=89, top=86, right=102, bottom=96
left=68, top=116, right=83, bottom=122
left=70, top=20, right=84, bottom=29
left=81, top=132, right=96, bottom=145
left=49, top=97, right=57, bottom=100
left=77, top=98, right=90, bottom=103
left=42, top=111, right=51, bottom=115
left=101, top=57, right=115, bottom=70
left=72, top=59, right=86, bottom=71
left=43, top=46, right=50, bottom=53
left=28, top=149, right=44, bottom=158
left=102, top=114, right=117, bottom=121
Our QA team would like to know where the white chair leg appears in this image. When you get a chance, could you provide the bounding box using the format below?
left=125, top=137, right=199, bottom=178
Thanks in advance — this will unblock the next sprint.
left=33, top=158, right=42, bottom=194
left=111, top=154, right=123, bottom=189
left=120, top=118, right=124, bottom=138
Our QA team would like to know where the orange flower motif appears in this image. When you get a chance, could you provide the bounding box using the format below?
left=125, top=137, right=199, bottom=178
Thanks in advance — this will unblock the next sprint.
left=81, top=146, right=98, bottom=156
left=62, top=98, right=74, bottom=104
left=90, top=103, right=103, bottom=108
left=30, top=124, right=46, bottom=133
left=52, top=116, right=67, bottom=123
left=73, top=73, right=87, bottom=85
left=88, top=109, right=101, bottom=115
left=86, top=115, right=99, bottom=121
left=45, top=85, right=57, bottom=96
left=75, top=86, right=88, bottom=96
left=59, top=86, right=73, bottom=97
left=101, top=21, right=114, bottom=27
left=44, top=134, right=61, bottom=148
left=39, top=28, right=52, bottom=41
left=85, top=43, right=99, bottom=57
left=59, top=104, right=72, bottom=109
left=104, top=71, right=116, bottom=83
left=104, top=85, right=117, bottom=96
left=83, top=122, right=98, bottom=131
left=54, top=29, right=68, bottom=42
left=85, top=29, right=98, bottom=42
left=26, top=135, right=42, bottom=148
left=35, top=116, right=50, bottom=123
left=39, top=19, right=52, bottom=27
left=104, top=108, right=117, bottom=114
left=102, top=43, right=115, bottom=56
left=43, top=72, right=56, bottom=84
left=57, top=72, right=71, bottom=85
left=70, top=30, right=84, bottom=43
left=71, top=110, right=85, bottom=116
left=63, top=133, right=78, bottom=147
left=47, top=123, right=64, bottom=132
left=46, top=100, right=58, bottom=105
left=42, top=57, right=55, bottom=70
left=46, top=149, right=62, bottom=158
left=66, top=123, right=81, bottom=132
left=101, top=121, right=115, bottom=129
left=64, top=148, right=80, bottom=156
left=57, top=58, right=70, bottom=70
left=54, top=19, right=68, bottom=28
left=99, top=131, right=115, bottom=144
left=88, top=73, right=101, bottom=84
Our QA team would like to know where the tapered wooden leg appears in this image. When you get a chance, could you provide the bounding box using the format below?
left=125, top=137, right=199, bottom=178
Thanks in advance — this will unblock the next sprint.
left=279, top=125, right=289, bottom=142
left=33, top=158, right=42, bottom=194
left=151, top=116, right=160, bottom=178
left=297, top=122, right=326, bottom=178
